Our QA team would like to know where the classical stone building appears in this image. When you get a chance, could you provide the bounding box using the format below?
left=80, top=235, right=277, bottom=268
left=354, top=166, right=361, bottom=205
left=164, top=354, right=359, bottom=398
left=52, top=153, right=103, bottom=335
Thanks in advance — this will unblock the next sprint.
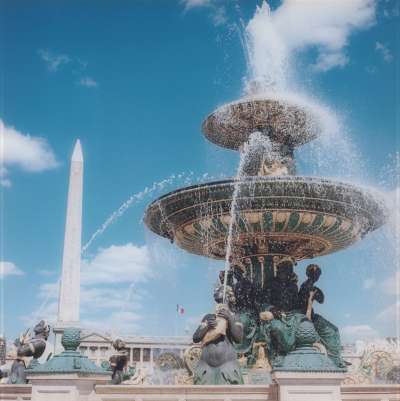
left=78, top=331, right=191, bottom=369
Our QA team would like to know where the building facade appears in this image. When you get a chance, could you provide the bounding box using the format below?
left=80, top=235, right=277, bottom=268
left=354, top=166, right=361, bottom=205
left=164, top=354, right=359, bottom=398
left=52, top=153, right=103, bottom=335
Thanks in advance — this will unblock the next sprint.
left=78, top=331, right=192, bottom=370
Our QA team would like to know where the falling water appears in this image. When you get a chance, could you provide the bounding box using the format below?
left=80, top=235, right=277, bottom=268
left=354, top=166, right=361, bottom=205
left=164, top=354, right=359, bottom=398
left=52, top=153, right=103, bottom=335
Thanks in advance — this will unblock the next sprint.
left=81, top=173, right=192, bottom=253
left=82, top=171, right=226, bottom=254
left=222, top=132, right=278, bottom=301
left=385, top=153, right=400, bottom=346
left=238, top=1, right=364, bottom=182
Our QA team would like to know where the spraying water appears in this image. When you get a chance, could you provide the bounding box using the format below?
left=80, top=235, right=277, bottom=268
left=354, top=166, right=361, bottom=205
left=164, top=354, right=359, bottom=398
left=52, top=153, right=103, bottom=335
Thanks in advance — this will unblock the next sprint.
left=81, top=173, right=193, bottom=253
left=236, top=0, right=370, bottom=182
left=223, top=132, right=278, bottom=301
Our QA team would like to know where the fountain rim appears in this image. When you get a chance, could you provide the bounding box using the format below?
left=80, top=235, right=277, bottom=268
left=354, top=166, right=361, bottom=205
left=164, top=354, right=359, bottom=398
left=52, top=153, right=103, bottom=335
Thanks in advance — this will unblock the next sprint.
left=144, top=175, right=388, bottom=209
left=143, top=175, right=388, bottom=260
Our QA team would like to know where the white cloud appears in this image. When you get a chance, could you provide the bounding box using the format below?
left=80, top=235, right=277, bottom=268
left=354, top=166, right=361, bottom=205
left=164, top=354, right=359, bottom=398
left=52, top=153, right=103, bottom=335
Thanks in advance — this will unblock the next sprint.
left=381, top=271, right=400, bottom=295
left=83, top=311, right=142, bottom=334
left=212, top=6, right=227, bottom=26
left=0, top=119, right=58, bottom=186
left=246, top=0, right=376, bottom=84
left=341, top=324, right=380, bottom=342
left=0, top=261, right=24, bottom=279
left=312, top=52, right=348, bottom=72
left=377, top=300, right=400, bottom=321
left=38, top=49, right=70, bottom=72
left=78, top=77, right=98, bottom=88
left=24, top=243, right=153, bottom=334
left=363, top=277, right=376, bottom=290
left=181, top=0, right=210, bottom=11
left=181, top=0, right=227, bottom=27
left=375, top=41, right=393, bottom=63
left=383, top=2, right=399, bottom=18
left=81, top=243, right=152, bottom=285
left=365, top=65, right=377, bottom=74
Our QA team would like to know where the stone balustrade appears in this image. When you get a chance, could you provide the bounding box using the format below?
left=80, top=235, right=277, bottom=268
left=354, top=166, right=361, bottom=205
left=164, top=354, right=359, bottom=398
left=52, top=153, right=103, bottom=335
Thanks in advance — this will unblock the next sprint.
left=1, top=383, right=400, bottom=401
left=341, top=384, right=400, bottom=401
left=0, top=384, right=32, bottom=400
left=93, top=384, right=277, bottom=401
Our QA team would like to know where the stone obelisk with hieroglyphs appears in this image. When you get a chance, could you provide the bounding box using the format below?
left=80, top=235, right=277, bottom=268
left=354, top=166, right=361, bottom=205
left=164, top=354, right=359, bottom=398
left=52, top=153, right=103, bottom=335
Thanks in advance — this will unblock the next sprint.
left=54, top=140, right=83, bottom=353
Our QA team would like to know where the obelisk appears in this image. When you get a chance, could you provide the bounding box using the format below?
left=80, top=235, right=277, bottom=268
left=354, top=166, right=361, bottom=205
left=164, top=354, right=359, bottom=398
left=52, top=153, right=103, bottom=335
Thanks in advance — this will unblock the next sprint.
left=54, top=140, right=83, bottom=353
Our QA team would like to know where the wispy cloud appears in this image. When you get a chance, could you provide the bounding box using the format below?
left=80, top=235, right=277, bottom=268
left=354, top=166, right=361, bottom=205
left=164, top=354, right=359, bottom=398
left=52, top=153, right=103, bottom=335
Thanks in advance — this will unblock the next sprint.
left=181, top=0, right=210, bottom=11
left=313, top=52, right=348, bottom=72
left=212, top=6, right=227, bottom=26
left=365, top=65, right=377, bottom=74
left=363, top=277, right=376, bottom=290
left=24, top=243, right=153, bottom=334
left=383, top=1, right=399, bottom=18
left=341, top=324, right=380, bottom=342
left=0, top=261, right=24, bottom=279
left=38, top=50, right=99, bottom=88
left=181, top=0, right=228, bottom=27
left=0, top=119, right=59, bottom=187
left=375, top=41, right=393, bottom=63
left=78, top=77, right=98, bottom=88
left=38, top=49, right=70, bottom=72
left=377, top=300, right=400, bottom=321
left=380, top=271, right=399, bottom=296
left=81, top=243, right=152, bottom=286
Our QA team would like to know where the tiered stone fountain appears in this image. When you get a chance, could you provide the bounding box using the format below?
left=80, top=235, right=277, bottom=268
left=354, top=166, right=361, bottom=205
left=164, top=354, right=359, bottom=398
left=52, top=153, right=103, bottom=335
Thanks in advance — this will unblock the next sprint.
left=145, top=95, right=387, bottom=283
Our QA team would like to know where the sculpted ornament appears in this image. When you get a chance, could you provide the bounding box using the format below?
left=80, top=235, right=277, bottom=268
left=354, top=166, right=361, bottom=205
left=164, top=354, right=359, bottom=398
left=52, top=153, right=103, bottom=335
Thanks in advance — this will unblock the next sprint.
left=8, top=320, right=50, bottom=384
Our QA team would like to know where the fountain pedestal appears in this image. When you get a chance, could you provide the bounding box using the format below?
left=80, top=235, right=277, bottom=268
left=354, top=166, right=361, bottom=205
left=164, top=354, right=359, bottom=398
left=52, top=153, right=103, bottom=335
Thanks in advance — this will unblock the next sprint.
left=27, top=328, right=110, bottom=401
left=273, top=371, right=344, bottom=401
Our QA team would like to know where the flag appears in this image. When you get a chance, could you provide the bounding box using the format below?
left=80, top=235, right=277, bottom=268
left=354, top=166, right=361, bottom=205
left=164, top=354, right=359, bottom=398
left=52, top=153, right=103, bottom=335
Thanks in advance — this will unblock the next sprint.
left=176, top=304, right=185, bottom=315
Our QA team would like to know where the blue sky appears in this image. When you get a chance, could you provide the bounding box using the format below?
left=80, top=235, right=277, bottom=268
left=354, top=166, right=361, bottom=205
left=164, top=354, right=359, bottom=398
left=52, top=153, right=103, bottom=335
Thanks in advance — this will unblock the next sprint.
left=0, top=0, right=399, bottom=343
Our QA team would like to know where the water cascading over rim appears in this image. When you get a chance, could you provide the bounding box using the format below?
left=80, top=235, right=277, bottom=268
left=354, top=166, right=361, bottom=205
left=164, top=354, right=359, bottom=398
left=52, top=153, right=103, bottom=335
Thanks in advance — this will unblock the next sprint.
left=144, top=95, right=387, bottom=283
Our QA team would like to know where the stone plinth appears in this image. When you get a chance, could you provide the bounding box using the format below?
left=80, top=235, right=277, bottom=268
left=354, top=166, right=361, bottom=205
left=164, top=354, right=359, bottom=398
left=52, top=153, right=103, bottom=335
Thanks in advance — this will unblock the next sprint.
left=28, top=374, right=108, bottom=401
left=27, top=328, right=110, bottom=401
left=272, top=371, right=344, bottom=401
left=94, top=384, right=276, bottom=401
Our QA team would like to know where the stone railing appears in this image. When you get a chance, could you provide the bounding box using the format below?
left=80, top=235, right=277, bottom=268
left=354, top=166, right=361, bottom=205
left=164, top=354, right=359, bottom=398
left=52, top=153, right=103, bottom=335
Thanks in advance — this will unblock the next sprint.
left=341, top=384, right=400, bottom=401
left=94, top=384, right=277, bottom=401
left=1, top=383, right=400, bottom=401
left=0, top=384, right=32, bottom=400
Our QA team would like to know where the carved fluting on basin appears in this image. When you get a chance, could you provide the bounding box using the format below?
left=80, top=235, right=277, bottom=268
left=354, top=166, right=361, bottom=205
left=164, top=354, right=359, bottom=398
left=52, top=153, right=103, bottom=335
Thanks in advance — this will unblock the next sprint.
left=144, top=176, right=387, bottom=261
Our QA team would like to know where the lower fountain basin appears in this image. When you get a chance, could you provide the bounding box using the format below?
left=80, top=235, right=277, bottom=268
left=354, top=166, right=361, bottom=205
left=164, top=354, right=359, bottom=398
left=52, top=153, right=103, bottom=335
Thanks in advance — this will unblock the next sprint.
left=144, top=176, right=387, bottom=260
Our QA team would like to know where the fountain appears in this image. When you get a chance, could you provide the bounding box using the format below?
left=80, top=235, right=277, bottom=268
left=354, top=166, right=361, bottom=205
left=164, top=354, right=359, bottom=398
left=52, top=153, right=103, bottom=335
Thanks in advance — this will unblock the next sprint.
left=144, top=94, right=387, bottom=281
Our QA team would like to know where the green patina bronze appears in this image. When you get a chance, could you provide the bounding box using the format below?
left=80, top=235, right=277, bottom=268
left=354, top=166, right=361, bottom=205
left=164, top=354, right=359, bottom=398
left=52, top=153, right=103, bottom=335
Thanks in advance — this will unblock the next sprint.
left=144, top=94, right=388, bottom=382
left=29, top=328, right=110, bottom=376
left=272, top=319, right=346, bottom=373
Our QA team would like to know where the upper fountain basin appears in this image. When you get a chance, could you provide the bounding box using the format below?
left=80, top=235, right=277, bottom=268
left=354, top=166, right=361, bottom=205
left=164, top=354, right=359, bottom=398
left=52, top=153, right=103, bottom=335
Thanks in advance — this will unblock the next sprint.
left=202, top=97, right=321, bottom=151
left=144, top=176, right=387, bottom=261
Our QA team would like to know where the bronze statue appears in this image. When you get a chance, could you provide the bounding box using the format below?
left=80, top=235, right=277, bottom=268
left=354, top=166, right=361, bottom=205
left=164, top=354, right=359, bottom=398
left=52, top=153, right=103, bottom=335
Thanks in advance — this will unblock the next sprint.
left=270, top=259, right=299, bottom=313
left=298, top=264, right=348, bottom=368
left=192, top=285, right=244, bottom=384
left=109, top=339, right=129, bottom=384
left=8, top=320, right=50, bottom=384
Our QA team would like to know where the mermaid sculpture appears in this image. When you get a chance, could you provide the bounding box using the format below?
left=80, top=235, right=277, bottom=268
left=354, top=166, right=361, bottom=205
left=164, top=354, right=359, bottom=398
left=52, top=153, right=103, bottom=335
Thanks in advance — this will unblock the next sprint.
left=192, top=284, right=244, bottom=384
left=298, top=264, right=348, bottom=368
left=8, top=320, right=50, bottom=384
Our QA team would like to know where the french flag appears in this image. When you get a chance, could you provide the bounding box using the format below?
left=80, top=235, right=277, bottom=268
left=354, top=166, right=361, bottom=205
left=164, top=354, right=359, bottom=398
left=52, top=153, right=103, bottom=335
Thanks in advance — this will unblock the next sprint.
left=176, top=304, right=185, bottom=315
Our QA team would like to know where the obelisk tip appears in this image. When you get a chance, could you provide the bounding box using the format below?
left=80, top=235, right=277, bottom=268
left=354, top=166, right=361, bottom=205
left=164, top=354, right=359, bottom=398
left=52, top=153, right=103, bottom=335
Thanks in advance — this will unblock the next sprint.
left=71, top=139, right=83, bottom=163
